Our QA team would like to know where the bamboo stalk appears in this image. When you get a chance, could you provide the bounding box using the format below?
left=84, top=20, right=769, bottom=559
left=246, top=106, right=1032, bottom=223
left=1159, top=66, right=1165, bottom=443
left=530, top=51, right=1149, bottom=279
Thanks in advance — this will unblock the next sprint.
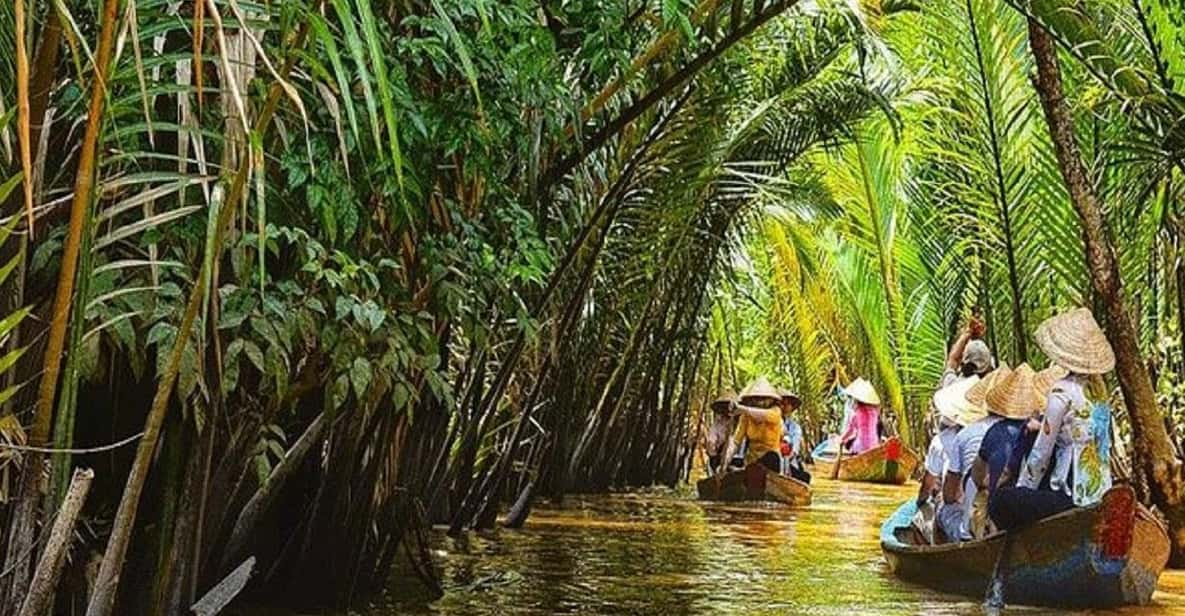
left=15, top=0, right=33, bottom=233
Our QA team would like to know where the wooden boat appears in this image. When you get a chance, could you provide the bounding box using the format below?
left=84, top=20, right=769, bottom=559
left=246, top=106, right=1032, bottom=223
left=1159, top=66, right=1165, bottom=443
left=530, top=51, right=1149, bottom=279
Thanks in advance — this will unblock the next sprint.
left=695, top=463, right=811, bottom=507
left=812, top=437, right=919, bottom=485
left=880, top=485, right=1170, bottom=608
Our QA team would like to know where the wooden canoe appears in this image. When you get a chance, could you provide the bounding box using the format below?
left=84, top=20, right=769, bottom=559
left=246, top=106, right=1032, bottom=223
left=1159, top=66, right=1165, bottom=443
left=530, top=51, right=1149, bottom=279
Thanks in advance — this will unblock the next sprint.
left=695, top=463, right=811, bottom=507
left=812, top=437, right=919, bottom=485
left=880, top=485, right=1170, bottom=608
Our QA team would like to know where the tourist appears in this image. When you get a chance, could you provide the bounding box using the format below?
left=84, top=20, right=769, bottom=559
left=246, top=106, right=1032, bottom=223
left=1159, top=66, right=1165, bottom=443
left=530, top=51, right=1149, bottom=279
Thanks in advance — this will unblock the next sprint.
left=724, top=377, right=785, bottom=472
left=704, top=389, right=737, bottom=475
left=938, top=366, right=1011, bottom=542
left=918, top=376, right=981, bottom=508
left=779, top=389, right=811, bottom=483
left=939, top=315, right=994, bottom=388
left=990, top=308, right=1116, bottom=531
left=913, top=375, right=981, bottom=544
left=964, top=364, right=1060, bottom=537
left=837, top=378, right=882, bottom=454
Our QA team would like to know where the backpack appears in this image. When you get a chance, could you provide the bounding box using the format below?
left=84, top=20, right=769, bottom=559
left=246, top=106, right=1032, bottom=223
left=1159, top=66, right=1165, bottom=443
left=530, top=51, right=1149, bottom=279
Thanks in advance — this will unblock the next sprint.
left=1071, top=400, right=1112, bottom=506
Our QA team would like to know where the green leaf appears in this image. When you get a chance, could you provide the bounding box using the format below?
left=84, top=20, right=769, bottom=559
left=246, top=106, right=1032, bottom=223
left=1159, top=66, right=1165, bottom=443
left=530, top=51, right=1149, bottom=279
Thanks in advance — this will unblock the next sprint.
left=331, top=0, right=383, bottom=155
left=147, top=322, right=177, bottom=347
left=355, top=0, right=407, bottom=201
left=178, top=344, right=199, bottom=398
left=242, top=340, right=265, bottom=372
left=333, top=373, right=350, bottom=409
left=350, top=357, right=372, bottom=398
left=392, top=381, right=410, bottom=410
left=430, top=0, right=484, bottom=116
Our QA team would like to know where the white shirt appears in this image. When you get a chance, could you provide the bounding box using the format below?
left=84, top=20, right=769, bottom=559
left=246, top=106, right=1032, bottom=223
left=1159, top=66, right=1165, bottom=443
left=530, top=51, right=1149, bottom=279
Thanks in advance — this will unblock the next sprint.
left=946, top=416, right=1001, bottom=540
left=924, top=426, right=959, bottom=477
left=948, top=416, right=1001, bottom=478
left=1018, top=376, right=1085, bottom=496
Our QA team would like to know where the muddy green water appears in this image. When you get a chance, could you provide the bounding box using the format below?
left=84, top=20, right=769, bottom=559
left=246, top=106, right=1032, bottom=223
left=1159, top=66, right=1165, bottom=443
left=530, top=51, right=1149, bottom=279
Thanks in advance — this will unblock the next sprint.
left=248, top=477, right=1185, bottom=615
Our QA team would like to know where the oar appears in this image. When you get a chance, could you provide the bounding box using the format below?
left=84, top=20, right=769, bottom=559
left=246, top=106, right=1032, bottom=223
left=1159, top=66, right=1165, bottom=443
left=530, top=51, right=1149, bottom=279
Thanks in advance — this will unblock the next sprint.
left=830, top=436, right=844, bottom=480
left=983, top=532, right=1013, bottom=614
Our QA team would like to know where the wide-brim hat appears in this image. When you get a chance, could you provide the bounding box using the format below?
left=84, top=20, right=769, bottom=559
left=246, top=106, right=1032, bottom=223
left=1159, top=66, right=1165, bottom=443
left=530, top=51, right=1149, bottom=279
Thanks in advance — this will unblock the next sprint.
left=740, top=377, right=780, bottom=404
left=965, top=363, right=1011, bottom=409
left=711, top=389, right=737, bottom=413
left=845, top=377, right=881, bottom=406
left=984, top=363, right=1046, bottom=420
left=1034, top=307, right=1115, bottom=375
left=933, top=375, right=986, bottom=427
left=779, top=388, right=802, bottom=405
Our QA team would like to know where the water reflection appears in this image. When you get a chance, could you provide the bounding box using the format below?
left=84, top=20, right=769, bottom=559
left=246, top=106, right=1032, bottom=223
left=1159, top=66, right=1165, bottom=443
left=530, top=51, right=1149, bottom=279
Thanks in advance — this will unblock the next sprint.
left=250, top=477, right=1185, bottom=615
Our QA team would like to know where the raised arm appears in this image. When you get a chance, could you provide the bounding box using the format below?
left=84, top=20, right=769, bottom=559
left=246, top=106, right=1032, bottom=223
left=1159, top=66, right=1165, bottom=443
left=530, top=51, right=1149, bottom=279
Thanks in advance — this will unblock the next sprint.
left=945, top=330, right=972, bottom=372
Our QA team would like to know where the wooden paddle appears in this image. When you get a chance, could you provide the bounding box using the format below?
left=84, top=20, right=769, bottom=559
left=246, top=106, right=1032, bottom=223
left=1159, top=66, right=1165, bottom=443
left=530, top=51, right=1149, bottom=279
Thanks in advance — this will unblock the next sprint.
left=983, top=532, right=1013, bottom=614
left=830, top=436, right=844, bottom=480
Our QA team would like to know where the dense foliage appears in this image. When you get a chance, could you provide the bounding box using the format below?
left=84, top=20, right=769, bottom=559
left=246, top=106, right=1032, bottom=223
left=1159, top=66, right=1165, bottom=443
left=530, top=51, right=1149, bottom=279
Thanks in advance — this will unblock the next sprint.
left=1, top=0, right=1184, bottom=613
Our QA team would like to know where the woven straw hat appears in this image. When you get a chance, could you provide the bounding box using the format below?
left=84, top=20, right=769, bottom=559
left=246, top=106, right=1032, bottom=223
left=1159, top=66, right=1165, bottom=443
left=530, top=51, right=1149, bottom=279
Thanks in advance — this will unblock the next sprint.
left=740, top=377, right=780, bottom=404
left=965, top=363, right=1011, bottom=408
left=984, top=363, right=1046, bottom=420
left=779, top=388, right=802, bottom=405
left=845, top=377, right=881, bottom=406
left=1034, top=307, right=1115, bottom=374
left=711, top=389, right=737, bottom=413
left=933, top=375, right=986, bottom=427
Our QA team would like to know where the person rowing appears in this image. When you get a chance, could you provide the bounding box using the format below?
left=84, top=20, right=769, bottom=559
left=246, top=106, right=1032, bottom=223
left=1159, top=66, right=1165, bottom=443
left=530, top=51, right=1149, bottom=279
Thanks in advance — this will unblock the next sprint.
left=724, top=377, right=785, bottom=473
left=703, top=389, right=738, bottom=475
left=837, top=378, right=882, bottom=455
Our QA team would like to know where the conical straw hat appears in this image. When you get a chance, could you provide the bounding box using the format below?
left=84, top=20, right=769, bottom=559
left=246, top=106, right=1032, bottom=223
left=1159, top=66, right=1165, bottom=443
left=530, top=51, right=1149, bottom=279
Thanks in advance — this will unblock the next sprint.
left=711, top=389, right=737, bottom=413
left=984, top=363, right=1047, bottom=420
left=965, top=363, right=1011, bottom=408
left=779, top=388, right=802, bottom=404
left=1034, top=307, right=1115, bottom=374
left=933, top=375, right=986, bottom=427
left=740, top=377, right=780, bottom=403
left=845, top=377, right=881, bottom=406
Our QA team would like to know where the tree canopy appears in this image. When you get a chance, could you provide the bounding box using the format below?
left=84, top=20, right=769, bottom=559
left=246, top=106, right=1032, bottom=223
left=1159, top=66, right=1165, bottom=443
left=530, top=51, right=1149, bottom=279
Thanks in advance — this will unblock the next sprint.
left=1, top=0, right=1185, bottom=612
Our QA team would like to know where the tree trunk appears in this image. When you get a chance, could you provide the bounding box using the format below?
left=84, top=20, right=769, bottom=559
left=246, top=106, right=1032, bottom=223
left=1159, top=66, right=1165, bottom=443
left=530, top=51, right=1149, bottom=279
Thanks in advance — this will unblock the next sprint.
left=1025, top=18, right=1185, bottom=563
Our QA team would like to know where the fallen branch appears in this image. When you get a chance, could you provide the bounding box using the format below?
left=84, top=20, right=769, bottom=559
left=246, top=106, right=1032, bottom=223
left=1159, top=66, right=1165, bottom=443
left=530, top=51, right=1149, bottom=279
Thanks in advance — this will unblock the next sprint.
left=189, top=557, right=255, bottom=616
left=220, top=410, right=329, bottom=569
left=18, top=468, right=94, bottom=616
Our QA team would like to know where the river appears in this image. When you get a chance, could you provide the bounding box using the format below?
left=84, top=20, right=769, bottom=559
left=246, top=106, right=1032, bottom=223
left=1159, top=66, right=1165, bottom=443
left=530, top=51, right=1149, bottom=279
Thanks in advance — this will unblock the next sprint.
left=247, top=477, right=1185, bottom=615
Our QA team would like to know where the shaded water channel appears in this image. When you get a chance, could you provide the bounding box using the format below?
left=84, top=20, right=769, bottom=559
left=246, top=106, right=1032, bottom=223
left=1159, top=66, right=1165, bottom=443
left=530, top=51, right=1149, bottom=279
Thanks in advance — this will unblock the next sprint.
left=248, top=477, right=1185, bottom=615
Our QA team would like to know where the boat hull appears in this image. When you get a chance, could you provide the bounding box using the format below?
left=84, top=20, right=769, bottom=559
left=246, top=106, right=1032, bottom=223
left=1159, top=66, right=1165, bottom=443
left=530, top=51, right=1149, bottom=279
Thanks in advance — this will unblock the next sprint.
left=880, top=485, right=1169, bottom=608
left=813, top=437, right=919, bottom=485
left=696, top=463, right=811, bottom=507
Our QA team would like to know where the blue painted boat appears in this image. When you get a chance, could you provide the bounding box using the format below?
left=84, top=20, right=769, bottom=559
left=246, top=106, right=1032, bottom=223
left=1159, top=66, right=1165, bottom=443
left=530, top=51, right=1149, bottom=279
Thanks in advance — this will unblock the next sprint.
left=880, top=485, right=1170, bottom=608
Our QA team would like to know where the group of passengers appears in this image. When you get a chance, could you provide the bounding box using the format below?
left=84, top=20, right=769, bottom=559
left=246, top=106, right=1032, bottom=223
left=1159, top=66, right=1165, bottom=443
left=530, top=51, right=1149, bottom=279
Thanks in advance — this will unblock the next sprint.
left=703, top=377, right=812, bottom=484
left=915, top=307, right=1115, bottom=543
